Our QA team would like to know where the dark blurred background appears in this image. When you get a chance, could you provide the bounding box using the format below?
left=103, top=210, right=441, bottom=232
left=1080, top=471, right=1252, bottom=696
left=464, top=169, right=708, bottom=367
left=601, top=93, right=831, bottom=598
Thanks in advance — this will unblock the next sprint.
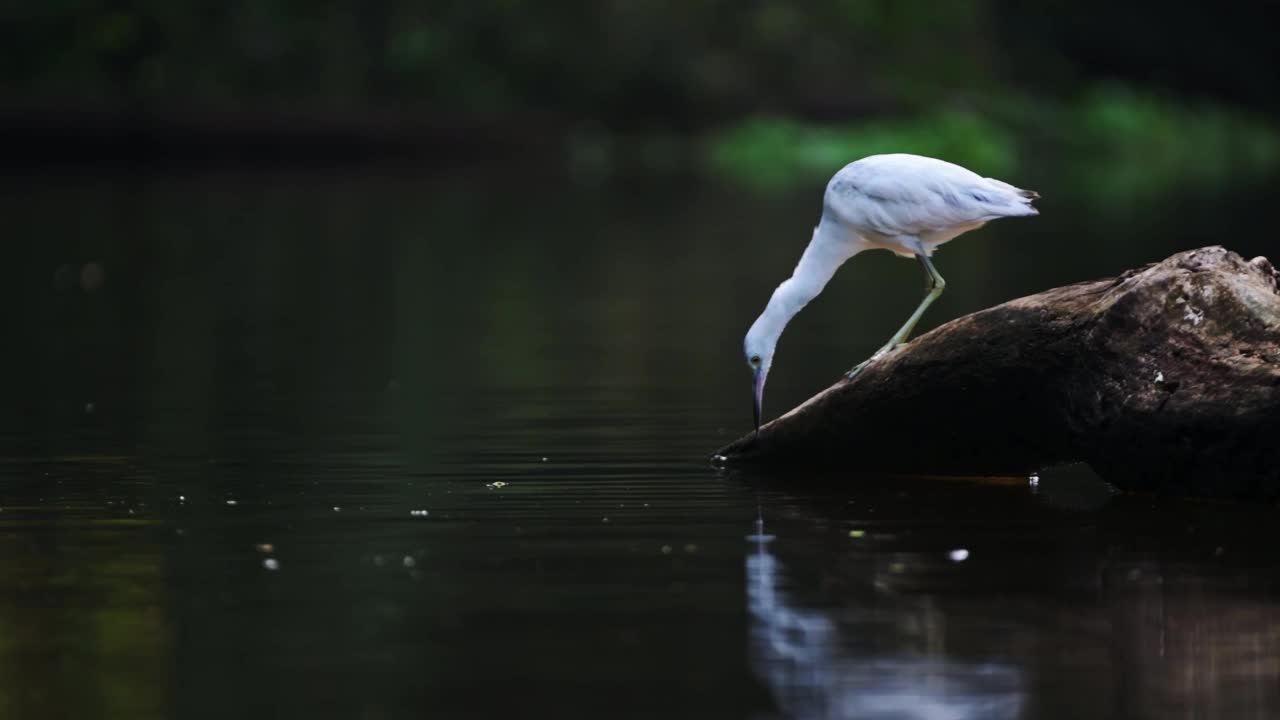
left=3, top=1, right=1278, bottom=178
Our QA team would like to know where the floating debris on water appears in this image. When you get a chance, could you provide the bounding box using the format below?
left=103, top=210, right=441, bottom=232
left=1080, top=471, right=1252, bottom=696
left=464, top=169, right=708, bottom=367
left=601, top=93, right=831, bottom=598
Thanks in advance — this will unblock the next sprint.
left=540, top=457, right=548, bottom=462
left=849, top=529, right=866, bottom=538
left=684, top=543, right=698, bottom=554
left=178, top=495, right=186, bottom=502
left=889, top=562, right=906, bottom=574
left=225, top=500, right=238, bottom=506
left=486, top=481, right=507, bottom=489
left=256, top=543, right=274, bottom=553
left=601, top=517, right=610, bottom=524
left=333, top=506, right=341, bottom=512
left=949, top=549, right=970, bottom=562
left=660, top=545, right=673, bottom=554
left=402, top=556, right=416, bottom=568
left=262, top=558, right=280, bottom=571
left=373, top=555, right=385, bottom=567
left=410, top=509, right=429, bottom=517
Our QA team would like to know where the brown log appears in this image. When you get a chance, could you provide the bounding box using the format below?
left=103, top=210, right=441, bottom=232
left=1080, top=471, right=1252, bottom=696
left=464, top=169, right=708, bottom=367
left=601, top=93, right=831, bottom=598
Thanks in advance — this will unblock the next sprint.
left=714, top=246, right=1280, bottom=498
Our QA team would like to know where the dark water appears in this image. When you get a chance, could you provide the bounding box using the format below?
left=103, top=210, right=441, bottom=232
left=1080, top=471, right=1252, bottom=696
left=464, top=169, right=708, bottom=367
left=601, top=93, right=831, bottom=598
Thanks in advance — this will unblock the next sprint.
left=3, top=170, right=1280, bottom=719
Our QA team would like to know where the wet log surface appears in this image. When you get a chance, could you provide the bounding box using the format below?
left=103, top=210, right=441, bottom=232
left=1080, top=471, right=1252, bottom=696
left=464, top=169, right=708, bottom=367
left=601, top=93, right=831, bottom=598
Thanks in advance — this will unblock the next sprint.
left=715, top=246, right=1280, bottom=498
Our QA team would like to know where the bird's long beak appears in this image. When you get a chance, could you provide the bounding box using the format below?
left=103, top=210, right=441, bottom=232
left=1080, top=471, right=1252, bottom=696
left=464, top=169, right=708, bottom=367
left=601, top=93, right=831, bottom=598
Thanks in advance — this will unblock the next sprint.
left=752, top=367, right=768, bottom=434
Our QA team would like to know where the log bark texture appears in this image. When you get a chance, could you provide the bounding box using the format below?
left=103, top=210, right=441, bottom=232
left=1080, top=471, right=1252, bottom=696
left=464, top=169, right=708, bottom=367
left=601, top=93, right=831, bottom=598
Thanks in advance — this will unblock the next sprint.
left=715, top=246, right=1280, bottom=498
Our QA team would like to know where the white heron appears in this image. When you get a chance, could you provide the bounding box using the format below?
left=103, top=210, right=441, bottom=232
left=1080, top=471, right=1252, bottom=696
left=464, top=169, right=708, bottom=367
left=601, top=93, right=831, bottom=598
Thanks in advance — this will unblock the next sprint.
left=744, top=153, right=1039, bottom=431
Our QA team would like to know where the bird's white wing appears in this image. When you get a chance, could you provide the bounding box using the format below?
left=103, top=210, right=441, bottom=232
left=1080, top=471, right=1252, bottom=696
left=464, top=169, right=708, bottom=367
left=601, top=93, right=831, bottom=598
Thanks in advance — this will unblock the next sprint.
left=823, top=154, right=1037, bottom=238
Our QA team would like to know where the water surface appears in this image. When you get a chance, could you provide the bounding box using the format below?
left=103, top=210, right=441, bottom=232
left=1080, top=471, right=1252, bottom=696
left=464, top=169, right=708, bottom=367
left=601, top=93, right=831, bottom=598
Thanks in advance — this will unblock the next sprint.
left=2, top=170, right=1279, bottom=718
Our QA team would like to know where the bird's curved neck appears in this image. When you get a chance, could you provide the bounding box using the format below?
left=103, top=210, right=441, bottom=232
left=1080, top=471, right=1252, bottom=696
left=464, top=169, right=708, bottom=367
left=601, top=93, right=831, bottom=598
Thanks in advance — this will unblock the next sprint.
left=754, top=218, right=863, bottom=340
left=791, top=217, right=862, bottom=298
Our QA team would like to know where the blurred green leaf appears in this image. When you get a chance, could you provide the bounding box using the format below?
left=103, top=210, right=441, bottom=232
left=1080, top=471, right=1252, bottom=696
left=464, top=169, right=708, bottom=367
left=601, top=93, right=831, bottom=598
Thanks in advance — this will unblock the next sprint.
left=708, top=111, right=1016, bottom=190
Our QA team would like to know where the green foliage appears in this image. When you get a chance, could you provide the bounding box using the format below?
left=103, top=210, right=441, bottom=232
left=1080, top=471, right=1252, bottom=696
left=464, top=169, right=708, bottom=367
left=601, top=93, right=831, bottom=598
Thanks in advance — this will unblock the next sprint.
left=7, top=2, right=1279, bottom=206
left=1063, top=85, right=1280, bottom=201
left=3, top=1, right=995, bottom=115
left=705, top=86, right=1280, bottom=199
left=708, top=111, right=1017, bottom=190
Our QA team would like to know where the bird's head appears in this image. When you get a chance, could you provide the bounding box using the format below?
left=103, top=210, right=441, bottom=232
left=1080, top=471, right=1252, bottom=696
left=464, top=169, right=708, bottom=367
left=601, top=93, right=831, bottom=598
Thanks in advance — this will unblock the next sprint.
left=743, top=323, right=778, bottom=434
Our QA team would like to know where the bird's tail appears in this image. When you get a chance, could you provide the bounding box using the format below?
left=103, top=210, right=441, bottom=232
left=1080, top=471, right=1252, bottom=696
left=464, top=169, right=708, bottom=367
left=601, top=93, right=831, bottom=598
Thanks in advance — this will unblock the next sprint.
left=985, top=177, right=1040, bottom=215
left=1016, top=188, right=1040, bottom=215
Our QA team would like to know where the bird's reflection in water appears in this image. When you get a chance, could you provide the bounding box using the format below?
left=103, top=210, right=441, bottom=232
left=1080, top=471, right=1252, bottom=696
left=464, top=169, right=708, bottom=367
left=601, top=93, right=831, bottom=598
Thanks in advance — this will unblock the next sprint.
left=745, top=520, right=1024, bottom=720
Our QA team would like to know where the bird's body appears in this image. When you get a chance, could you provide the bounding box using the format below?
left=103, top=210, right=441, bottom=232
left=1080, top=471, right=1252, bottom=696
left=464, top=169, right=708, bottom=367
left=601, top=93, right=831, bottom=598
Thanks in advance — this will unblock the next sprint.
left=743, top=153, right=1039, bottom=431
left=825, top=153, right=1038, bottom=257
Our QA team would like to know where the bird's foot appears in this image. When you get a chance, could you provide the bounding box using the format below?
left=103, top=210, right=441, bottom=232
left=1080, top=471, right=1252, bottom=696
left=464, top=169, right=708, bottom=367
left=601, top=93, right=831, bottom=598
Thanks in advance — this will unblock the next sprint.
left=844, top=343, right=909, bottom=380
left=844, top=353, right=882, bottom=380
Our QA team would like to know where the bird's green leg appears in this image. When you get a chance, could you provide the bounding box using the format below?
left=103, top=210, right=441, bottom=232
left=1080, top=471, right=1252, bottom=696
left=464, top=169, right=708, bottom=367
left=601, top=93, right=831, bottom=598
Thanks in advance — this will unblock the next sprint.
left=845, top=253, right=946, bottom=379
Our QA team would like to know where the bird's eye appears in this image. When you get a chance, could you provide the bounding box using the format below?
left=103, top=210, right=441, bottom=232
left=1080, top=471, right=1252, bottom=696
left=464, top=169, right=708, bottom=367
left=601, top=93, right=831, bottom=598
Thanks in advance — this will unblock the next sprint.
left=749, top=355, right=761, bottom=367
